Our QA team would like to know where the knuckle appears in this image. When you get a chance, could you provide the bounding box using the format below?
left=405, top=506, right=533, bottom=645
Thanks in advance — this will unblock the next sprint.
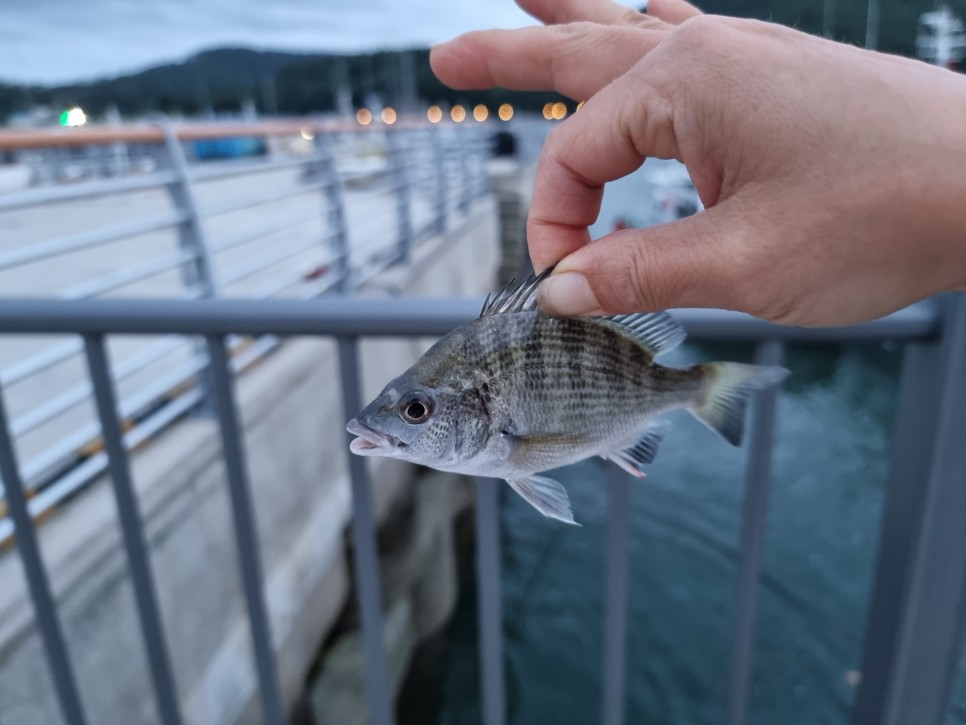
left=733, top=257, right=802, bottom=324
left=623, top=7, right=668, bottom=31
left=669, top=14, right=721, bottom=49
left=620, top=7, right=648, bottom=26
left=750, top=291, right=800, bottom=326
left=594, top=239, right=677, bottom=313
left=626, top=245, right=670, bottom=311
left=542, top=124, right=570, bottom=162
left=553, top=20, right=601, bottom=42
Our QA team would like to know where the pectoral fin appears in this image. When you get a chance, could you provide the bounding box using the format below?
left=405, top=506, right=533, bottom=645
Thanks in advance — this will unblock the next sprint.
left=506, top=475, right=579, bottom=526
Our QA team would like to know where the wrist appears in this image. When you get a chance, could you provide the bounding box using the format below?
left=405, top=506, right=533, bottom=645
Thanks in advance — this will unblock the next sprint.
left=906, top=73, right=966, bottom=293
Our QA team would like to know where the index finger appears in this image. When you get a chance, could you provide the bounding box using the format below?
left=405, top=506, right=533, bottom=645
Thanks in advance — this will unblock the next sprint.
left=430, top=24, right=661, bottom=100
left=528, top=63, right=677, bottom=271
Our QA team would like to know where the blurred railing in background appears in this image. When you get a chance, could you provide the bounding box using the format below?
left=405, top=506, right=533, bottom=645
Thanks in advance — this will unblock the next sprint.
left=0, top=117, right=546, bottom=546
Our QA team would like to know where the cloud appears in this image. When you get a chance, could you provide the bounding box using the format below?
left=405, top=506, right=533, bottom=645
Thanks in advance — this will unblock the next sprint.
left=0, top=0, right=549, bottom=85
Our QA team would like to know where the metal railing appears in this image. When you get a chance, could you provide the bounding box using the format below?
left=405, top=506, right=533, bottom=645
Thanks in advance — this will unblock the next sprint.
left=0, top=117, right=521, bottom=541
left=0, top=293, right=962, bottom=725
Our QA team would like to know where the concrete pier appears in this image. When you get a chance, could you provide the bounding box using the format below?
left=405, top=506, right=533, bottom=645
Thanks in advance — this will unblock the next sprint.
left=0, top=163, right=514, bottom=724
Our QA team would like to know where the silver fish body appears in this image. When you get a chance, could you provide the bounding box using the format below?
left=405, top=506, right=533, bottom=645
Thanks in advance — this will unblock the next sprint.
left=347, top=269, right=788, bottom=524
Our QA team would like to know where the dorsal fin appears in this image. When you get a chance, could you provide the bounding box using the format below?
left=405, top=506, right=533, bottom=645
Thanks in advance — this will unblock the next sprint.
left=480, top=265, right=556, bottom=318
left=605, top=312, right=686, bottom=358
left=479, top=268, right=687, bottom=359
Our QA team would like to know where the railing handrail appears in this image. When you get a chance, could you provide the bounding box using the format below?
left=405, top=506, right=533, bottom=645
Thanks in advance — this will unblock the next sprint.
left=0, top=296, right=941, bottom=340
left=0, top=116, right=511, bottom=151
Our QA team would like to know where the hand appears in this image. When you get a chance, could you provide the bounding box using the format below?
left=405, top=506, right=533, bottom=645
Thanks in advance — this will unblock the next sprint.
left=430, top=0, right=966, bottom=326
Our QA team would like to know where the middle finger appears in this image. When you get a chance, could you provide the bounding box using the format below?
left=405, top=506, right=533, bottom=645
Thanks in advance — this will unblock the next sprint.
left=517, top=0, right=671, bottom=30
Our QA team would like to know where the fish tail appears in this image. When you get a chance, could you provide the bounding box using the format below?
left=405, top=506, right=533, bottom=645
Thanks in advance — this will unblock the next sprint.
left=692, top=363, right=789, bottom=446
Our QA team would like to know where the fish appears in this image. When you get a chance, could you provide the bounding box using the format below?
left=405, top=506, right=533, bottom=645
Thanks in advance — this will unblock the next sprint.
left=346, top=266, right=789, bottom=525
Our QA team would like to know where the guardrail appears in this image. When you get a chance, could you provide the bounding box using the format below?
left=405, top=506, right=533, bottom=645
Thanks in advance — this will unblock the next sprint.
left=0, top=294, right=962, bottom=725
left=0, top=117, right=550, bottom=542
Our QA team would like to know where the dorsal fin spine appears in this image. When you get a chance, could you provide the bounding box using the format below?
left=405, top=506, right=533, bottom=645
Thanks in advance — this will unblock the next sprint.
left=479, top=264, right=556, bottom=318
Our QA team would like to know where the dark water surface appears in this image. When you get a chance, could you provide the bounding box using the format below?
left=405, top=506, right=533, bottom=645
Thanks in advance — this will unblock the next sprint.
left=422, top=162, right=965, bottom=724
left=430, top=341, right=901, bottom=725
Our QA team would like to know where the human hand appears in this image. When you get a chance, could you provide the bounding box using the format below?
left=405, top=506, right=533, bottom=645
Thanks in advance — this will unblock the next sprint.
left=430, top=0, right=966, bottom=326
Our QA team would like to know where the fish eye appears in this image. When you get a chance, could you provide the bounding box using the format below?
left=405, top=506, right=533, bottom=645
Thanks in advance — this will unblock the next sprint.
left=399, top=391, right=433, bottom=424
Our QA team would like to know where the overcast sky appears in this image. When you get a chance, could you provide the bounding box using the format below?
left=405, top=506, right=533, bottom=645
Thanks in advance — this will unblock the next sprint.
left=0, top=0, right=574, bottom=86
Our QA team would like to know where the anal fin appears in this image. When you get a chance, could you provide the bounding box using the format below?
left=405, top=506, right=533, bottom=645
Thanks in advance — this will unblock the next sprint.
left=603, top=422, right=667, bottom=478
left=506, top=474, right=579, bottom=526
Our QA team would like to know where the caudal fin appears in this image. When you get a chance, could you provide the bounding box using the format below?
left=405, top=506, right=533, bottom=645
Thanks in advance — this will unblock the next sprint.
left=694, top=363, right=789, bottom=446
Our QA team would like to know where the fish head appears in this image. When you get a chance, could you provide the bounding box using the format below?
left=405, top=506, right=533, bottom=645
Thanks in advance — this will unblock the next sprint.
left=346, top=374, right=463, bottom=465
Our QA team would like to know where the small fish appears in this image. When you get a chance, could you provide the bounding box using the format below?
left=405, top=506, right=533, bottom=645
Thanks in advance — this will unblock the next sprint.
left=347, top=267, right=789, bottom=525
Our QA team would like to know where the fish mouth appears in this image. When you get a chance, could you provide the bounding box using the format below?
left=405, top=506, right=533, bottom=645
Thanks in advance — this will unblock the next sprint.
left=346, top=418, right=404, bottom=456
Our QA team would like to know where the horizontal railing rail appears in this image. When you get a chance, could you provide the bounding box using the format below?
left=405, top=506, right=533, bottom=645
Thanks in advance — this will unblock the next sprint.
left=0, top=294, right=963, bottom=725
left=0, top=296, right=941, bottom=339
left=0, top=117, right=440, bottom=150
left=0, top=117, right=543, bottom=527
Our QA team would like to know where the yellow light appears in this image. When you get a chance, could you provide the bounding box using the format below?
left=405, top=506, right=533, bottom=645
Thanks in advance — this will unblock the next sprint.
left=451, top=105, right=466, bottom=123
left=300, top=127, right=315, bottom=140
left=551, top=102, right=567, bottom=120
left=542, top=102, right=554, bottom=120
left=356, top=108, right=372, bottom=126
left=472, top=104, right=488, bottom=122
left=427, top=105, right=443, bottom=123
left=498, top=103, right=513, bottom=121
left=576, top=101, right=585, bottom=111
left=381, top=107, right=397, bottom=125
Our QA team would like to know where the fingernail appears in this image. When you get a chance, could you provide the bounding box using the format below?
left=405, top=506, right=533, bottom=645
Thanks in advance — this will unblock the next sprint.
left=538, top=272, right=601, bottom=316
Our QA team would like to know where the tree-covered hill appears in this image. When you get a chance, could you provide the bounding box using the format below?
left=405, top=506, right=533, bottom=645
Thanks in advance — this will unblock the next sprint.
left=2, top=0, right=961, bottom=123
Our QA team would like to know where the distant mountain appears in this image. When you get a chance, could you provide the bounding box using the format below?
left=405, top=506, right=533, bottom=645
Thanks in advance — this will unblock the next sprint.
left=2, top=0, right=961, bottom=124
left=1, top=45, right=567, bottom=122
left=11, top=48, right=318, bottom=118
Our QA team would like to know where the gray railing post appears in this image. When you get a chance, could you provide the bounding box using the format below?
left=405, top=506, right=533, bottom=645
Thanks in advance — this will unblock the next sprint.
left=84, top=335, right=183, bottom=725
left=433, top=126, right=448, bottom=235
left=853, top=293, right=966, bottom=725
left=0, top=381, right=88, bottom=725
left=474, top=477, right=506, bottom=725
left=159, top=121, right=219, bottom=414
left=337, top=337, right=395, bottom=725
left=475, top=128, right=489, bottom=199
left=727, top=339, right=785, bottom=725
left=315, top=131, right=352, bottom=292
left=602, top=470, right=632, bottom=725
left=205, top=335, right=286, bottom=725
left=387, top=130, right=413, bottom=263
left=459, top=128, right=472, bottom=213
left=158, top=122, right=218, bottom=297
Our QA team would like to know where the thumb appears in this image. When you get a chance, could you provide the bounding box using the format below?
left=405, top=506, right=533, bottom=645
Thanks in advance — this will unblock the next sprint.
left=537, top=207, right=746, bottom=315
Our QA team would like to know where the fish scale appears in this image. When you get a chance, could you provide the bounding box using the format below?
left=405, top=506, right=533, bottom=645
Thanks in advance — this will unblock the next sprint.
left=347, top=267, right=790, bottom=525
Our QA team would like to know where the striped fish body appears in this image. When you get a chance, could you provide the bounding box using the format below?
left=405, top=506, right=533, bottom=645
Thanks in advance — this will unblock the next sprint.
left=447, top=311, right=702, bottom=477
left=347, top=268, right=789, bottom=525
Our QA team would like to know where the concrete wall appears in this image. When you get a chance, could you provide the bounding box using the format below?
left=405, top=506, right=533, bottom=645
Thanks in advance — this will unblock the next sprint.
left=490, top=158, right=536, bottom=285
left=0, top=190, right=504, bottom=725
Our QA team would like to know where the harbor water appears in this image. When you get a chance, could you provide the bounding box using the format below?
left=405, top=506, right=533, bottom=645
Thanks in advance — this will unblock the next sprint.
left=420, top=161, right=966, bottom=724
